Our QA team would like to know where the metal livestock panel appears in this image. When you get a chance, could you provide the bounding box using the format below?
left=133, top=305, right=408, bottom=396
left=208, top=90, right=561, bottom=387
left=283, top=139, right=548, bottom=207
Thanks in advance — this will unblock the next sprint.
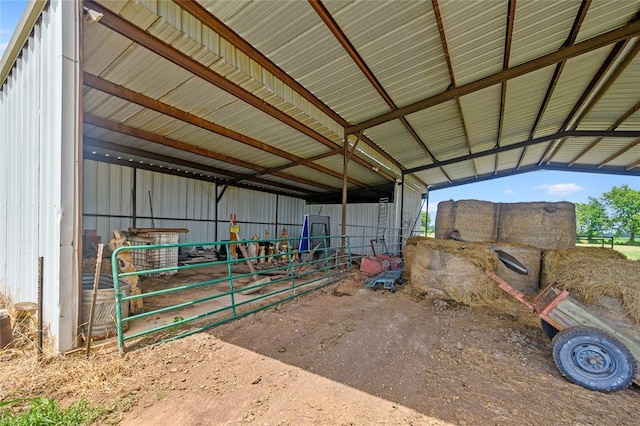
left=0, top=0, right=81, bottom=351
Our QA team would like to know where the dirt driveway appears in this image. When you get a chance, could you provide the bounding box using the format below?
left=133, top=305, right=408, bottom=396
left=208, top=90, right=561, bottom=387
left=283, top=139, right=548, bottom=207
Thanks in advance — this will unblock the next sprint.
left=117, top=271, right=639, bottom=425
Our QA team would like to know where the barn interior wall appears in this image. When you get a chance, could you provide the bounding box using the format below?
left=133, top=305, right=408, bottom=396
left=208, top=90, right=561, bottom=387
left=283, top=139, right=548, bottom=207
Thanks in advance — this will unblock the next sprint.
left=83, top=160, right=307, bottom=247
left=0, top=0, right=80, bottom=352
left=305, top=182, right=424, bottom=255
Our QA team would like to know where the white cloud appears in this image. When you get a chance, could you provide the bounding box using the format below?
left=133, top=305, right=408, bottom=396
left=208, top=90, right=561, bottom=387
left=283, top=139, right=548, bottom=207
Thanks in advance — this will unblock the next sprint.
left=536, top=183, right=583, bottom=196
left=504, top=189, right=514, bottom=195
left=0, top=42, right=7, bottom=58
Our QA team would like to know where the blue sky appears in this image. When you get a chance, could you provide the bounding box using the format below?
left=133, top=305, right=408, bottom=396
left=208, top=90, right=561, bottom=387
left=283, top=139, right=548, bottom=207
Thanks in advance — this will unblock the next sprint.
left=426, top=170, right=638, bottom=215
left=2, top=1, right=637, bottom=211
left=0, top=0, right=27, bottom=58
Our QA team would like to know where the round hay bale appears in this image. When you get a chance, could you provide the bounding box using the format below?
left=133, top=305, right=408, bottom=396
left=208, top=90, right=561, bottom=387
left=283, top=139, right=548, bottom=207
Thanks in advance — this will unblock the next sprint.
left=404, top=238, right=503, bottom=306
left=497, top=202, right=575, bottom=249
left=491, top=243, right=541, bottom=294
left=542, top=247, right=640, bottom=324
left=434, top=200, right=497, bottom=241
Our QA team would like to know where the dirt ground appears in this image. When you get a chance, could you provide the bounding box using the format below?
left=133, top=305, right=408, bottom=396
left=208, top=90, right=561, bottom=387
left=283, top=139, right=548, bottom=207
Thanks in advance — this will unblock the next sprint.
left=2, top=271, right=639, bottom=425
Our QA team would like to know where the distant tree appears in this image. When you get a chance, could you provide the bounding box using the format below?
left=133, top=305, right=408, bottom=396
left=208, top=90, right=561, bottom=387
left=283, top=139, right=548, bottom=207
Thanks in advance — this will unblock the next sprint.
left=601, top=184, right=640, bottom=243
left=575, top=197, right=610, bottom=239
left=421, top=211, right=431, bottom=233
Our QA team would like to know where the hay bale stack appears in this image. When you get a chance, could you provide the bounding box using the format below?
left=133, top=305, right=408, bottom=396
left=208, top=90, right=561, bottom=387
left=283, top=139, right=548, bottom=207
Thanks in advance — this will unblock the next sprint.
left=434, top=200, right=575, bottom=250
left=434, top=200, right=497, bottom=241
left=404, top=237, right=502, bottom=305
left=491, top=243, right=541, bottom=294
left=498, top=202, right=575, bottom=249
left=542, top=247, right=640, bottom=325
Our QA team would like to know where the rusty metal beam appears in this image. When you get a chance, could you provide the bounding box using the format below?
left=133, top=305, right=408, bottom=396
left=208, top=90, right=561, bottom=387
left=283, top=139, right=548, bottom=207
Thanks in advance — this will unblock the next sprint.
left=309, top=0, right=442, bottom=179
left=569, top=99, right=640, bottom=166
left=494, top=0, right=516, bottom=174
left=346, top=18, right=640, bottom=134
left=431, top=0, right=469, bottom=180
left=172, top=0, right=406, bottom=176
left=517, top=0, right=591, bottom=169
left=86, top=147, right=316, bottom=198
left=84, top=115, right=340, bottom=192
left=406, top=130, right=640, bottom=174
left=541, top=36, right=640, bottom=165
left=597, top=138, right=640, bottom=168
left=84, top=0, right=396, bottom=183
left=84, top=73, right=369, bottom=188
left=626, top=158, right=640, bottom=170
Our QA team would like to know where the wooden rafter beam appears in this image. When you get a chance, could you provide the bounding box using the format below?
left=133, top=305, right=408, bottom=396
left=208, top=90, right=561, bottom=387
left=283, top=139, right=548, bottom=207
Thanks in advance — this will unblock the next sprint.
left=346, top=18, right=640, bottom=134
left=84, top=73, right=369, bottom=188
left=84, top=0, right=396, bottom=183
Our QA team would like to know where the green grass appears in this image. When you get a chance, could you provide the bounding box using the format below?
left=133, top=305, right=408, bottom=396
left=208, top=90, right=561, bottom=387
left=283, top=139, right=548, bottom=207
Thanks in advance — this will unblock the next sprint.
left=576, top=243, right=640, bottom=260
left=612, top=244, right=640, bottom=260
left=0, top=397, right=103, bottom=426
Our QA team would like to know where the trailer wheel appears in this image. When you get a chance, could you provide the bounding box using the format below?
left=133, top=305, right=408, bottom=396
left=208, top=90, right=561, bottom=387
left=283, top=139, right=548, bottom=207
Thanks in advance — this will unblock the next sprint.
left=552, top=326, right=636, bottom=393
left=541, top=319, right=558, bottom=339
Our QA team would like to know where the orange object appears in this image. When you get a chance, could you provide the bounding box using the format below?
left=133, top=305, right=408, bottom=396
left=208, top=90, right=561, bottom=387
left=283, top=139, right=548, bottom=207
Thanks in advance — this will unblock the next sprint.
left=229, top=214, right=239, bottom=260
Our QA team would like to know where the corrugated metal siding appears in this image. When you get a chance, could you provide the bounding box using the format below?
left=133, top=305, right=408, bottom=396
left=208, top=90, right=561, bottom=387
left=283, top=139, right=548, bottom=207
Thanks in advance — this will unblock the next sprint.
left=0, top=0, right=80, bottom=351
left=363, top=120, right=431, bottom=167
left=573, top=137, right=637, bottom=165
left=401, top=185, right=425, bottom=236
left=146, top=0, right=344, bottom=142
left=83, top=162, right=226, bottom=244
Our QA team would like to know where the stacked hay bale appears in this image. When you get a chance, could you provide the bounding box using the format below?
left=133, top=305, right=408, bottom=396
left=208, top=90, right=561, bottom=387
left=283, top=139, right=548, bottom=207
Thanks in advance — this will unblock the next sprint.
left=434, top=200, right=497, bottom=241
left=404, top=237, right=502, bottom=305
left=435, top=200, right=575, bottom=249
left=497, top=202, right=575, bottom=249
left=543, top=247, right=640, bottom=333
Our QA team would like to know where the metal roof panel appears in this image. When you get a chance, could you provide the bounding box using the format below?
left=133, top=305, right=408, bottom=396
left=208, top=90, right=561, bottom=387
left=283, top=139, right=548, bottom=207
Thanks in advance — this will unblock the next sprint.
left=438, top=0, right=505, bottom=86
left=509, top=1, right=581, bottom=67
left=501, top=65, right=557, bottom=146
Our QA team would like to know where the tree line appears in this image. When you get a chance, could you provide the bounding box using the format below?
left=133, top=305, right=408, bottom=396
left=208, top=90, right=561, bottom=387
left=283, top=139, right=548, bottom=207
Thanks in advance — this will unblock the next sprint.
left=576, top=184, right=640, bottom=244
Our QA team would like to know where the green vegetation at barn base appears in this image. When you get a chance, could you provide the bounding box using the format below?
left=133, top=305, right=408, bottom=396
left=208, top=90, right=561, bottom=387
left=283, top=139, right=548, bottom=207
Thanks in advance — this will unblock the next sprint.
left=0, top=397, right=103, bottom=426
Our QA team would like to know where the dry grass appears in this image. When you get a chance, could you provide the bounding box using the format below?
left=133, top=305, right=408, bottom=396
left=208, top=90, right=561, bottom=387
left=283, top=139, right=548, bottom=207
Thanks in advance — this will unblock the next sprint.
left=544, top=247, right=640, bottom=323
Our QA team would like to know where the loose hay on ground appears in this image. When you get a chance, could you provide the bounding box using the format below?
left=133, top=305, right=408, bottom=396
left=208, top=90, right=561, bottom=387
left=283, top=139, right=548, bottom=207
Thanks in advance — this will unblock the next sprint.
left=543, top=247, right=640, bottom=324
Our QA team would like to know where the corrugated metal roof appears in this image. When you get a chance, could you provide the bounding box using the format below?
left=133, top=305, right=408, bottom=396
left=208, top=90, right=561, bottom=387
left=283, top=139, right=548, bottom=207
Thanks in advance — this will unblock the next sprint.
left=71, top=0, right=640, bottom=199
left=510, top=1, right=582, bottom=67
left=438, top=0, right=505, bottom=86
left=500, top=66, right=558, bottom=146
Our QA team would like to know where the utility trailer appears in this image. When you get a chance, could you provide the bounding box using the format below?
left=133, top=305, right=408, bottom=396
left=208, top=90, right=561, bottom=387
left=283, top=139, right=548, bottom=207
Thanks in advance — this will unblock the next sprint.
left=486, top=270, right=639, bottom=393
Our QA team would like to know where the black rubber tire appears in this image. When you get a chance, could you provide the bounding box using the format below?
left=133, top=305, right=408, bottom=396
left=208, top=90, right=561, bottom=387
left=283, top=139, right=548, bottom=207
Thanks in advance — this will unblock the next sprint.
left=551, top=326, right=637, bottom=393
left=541, top=319, right=558, bottom=339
